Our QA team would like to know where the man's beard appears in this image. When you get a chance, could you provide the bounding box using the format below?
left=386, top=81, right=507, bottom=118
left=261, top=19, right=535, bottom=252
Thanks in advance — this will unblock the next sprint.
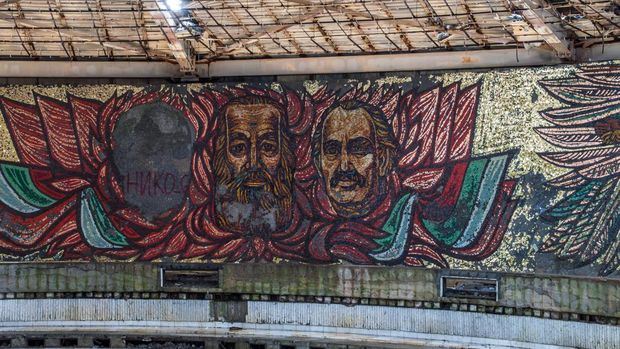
left=214, top=159, right=293, bottom=238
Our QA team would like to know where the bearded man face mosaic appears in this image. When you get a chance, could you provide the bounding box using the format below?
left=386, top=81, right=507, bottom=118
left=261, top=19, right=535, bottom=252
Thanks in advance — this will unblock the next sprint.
left=313, top=101, right=397, bottom=218
left=213, top=96, right=295, bottom=237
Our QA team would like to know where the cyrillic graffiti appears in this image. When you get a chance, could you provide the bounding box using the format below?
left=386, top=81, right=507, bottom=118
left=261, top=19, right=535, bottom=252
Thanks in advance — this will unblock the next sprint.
left=122, top=171, right=191, bottom=197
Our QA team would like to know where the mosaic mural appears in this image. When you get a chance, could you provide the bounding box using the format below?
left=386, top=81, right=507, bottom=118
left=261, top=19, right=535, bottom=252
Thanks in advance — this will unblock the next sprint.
left=0, top=63, right=617, bottom=277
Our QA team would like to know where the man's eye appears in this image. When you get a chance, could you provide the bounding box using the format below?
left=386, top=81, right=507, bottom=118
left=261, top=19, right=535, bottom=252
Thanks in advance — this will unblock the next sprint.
left=324, top=142, right=340, bottom=155
left=230, top=143, right=245, bottom=155
left=350, top=145, right=371, bottom=155
left=262, top=143, right=276, bottom=153
left=348, top=139, right=373, bottom=156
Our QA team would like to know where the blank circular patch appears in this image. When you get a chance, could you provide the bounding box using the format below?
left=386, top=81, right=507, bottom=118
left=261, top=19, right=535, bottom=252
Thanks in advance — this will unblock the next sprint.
left=112, top=102, right=195, bottom=222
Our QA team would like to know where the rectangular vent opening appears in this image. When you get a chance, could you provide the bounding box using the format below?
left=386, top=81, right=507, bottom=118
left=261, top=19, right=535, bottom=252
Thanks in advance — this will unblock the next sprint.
left=126, top=338, right=205, bottom=348
left=441, top=276, right=498, bottom=301
left=93, top=338, right=111, bottom=348
left=60, top=338, right=78, bottom=347
left=161, top=267, right=220, bottom=288
left=26, top=339, right=45, bottom=347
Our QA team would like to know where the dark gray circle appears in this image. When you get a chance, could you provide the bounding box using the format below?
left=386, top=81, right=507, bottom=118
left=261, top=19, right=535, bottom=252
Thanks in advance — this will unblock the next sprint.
left=112, top=102, right=195, bottom=222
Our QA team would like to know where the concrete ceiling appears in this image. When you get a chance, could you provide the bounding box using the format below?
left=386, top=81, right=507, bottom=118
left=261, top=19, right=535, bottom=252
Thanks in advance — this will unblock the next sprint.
left=0, top=0, right=618, bottom=76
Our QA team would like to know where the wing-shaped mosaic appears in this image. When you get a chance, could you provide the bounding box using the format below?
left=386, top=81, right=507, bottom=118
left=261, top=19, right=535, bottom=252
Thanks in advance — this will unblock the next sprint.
left=538, top=66, right=620, bottom=276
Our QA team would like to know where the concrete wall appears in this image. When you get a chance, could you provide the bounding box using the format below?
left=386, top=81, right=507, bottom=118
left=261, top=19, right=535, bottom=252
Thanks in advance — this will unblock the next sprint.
left=0, top=263, right=618, bottom=348
left=0, top=62, right=618, bottom=278
left=0, top=263, right=617, bottom=320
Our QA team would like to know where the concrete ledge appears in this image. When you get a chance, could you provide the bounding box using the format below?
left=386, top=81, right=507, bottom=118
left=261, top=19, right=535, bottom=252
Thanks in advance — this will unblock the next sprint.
left=0, top=299, right=617, bottom=349
left=0, top=42, right=616, bottom=78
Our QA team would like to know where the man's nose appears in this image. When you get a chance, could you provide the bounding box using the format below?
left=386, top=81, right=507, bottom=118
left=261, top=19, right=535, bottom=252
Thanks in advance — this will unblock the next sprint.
left=339, top=148, right=350, bottom=171
left=249, top=142, right=258, bottom=168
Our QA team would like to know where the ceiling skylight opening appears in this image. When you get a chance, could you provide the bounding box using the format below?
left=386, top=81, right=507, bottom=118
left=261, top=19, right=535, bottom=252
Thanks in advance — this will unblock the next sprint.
left=164, top=0, right=184, bottom=12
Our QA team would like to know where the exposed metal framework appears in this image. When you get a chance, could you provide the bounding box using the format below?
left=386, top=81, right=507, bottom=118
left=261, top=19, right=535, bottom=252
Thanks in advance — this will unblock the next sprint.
left=0, top=0, right=617, bottom=74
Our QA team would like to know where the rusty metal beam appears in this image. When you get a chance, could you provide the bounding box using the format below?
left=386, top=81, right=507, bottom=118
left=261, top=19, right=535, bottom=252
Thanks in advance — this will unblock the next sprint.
left=0, top=12, right=149, bottom=55
left=378, top=2, right=412, bottom=50
left=14, top=0, right=36, bottom=57
left=0, top=61, right=181, bottom=78
left=0, top=49, right=558, bottom=78
left=205, top=47, right=565, bottom=76
left=346, top=14, right=376, bottom=52
left=284, top=0, right=435, bottom=31
left=53, top=0, right=76, bottom=59
left=229, top=8, right=267, bottom=54
left=267, top=7, right=304, bottom=55
left=1, top=42, right=619, bottom=78
left=93, top=0, right=112, bottom=58
left=519, top=0, right=573, bottom=57
left=0, top=0, right=18, bottom=6
left=152, top=3, right=196, bottom=72
left=216, top=6, right=326, bottom=55
left=315, top=20, right=339, bottom=52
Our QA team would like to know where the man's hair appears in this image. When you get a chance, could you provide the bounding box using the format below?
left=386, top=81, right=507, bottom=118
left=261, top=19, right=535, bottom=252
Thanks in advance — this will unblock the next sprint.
left=311, top=99, right=398, bottom=173
left=213, top=95, right=295, bottom=206
left=216, top=95, right=287, bottom=127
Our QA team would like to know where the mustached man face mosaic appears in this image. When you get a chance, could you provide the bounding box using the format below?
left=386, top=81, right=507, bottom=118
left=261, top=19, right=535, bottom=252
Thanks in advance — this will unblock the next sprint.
left=314, top=101, right=396, bottom=218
